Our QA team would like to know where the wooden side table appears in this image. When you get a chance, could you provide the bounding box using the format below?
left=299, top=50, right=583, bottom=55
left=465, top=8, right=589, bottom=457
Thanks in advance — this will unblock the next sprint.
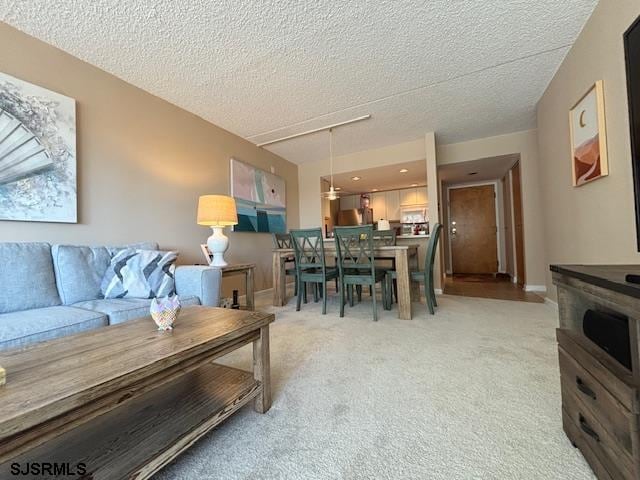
left=216, top=263, right=256, bottom=310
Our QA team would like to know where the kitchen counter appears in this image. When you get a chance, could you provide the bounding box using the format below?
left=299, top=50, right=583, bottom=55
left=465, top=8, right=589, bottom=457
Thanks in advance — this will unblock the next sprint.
left=397, top=234, right=430, bottom=239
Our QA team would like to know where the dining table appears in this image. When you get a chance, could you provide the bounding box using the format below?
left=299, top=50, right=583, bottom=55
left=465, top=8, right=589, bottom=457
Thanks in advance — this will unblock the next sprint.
left=272, top=242, right=420, bottom=319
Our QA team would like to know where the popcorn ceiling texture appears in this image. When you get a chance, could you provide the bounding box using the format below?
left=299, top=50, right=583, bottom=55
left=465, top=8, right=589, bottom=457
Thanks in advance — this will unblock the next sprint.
left=0, top=1, right=597, bottom=163
left=155, top=293, right=595, bottom=479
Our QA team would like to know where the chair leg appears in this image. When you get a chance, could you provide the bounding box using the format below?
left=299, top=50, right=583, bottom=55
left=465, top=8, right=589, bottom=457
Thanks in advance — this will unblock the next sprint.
left=356, top=285, right=362, bottom=302
left=425, top=274, right=434, bottom=314
left=393, top=279, right=398, bottom=304
left=303, top=282, right=308, bottom=304
left=349, top=285, right=355, bottom=307
left=335, top=277, right=339, bottom=293
left=294, top=276, right=298, bottom=296
left=314, top=283, right=319, bottom=303
left=339, top=279, right=345, bottom=317
left=296, top=277, right=302, bottom=312
left=322, top=281, right=328, bottom=315
left=429, top=271, right=437, bottom=307
left=369, top=285, right=373, bottom=297
left=372, top=282, right=378, bottom=321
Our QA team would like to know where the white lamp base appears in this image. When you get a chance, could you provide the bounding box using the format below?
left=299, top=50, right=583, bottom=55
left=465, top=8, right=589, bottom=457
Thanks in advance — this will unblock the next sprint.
left=207, top=226, right=230, bottom=267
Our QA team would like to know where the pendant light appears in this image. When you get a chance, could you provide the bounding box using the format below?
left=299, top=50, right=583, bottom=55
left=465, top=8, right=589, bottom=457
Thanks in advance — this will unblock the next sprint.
left=322, top=128, right=339, bottom=200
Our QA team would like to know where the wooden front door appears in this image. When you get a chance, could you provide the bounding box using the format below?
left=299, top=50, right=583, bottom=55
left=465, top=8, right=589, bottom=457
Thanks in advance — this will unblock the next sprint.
left=449, top=185, right=498, bottom=274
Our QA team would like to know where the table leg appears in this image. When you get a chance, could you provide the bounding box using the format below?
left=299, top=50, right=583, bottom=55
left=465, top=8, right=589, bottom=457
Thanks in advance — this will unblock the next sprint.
left=246, top=267, right=255, bottom=311
left=272, top=253, right=285, bottom=307
left=253, top=325, right=272, bottom=413
left=395, top=249, right=413, bottom=320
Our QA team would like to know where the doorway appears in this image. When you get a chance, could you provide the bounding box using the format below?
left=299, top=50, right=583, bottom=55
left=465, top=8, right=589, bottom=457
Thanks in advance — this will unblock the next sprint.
left=438, top=155, right=541, bottom=303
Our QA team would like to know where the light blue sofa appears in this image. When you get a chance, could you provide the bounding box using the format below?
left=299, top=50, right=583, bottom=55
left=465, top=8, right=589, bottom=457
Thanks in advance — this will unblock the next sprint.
left=0, top=242, right=222, bottom=351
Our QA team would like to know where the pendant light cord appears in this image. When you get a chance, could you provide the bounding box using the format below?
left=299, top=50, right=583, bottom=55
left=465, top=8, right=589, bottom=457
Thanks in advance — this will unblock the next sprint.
left=329, top=128, right=334, bottom=189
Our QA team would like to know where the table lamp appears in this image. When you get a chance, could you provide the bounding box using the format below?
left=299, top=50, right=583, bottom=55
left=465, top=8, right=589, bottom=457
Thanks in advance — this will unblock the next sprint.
left=197, top=195, right=238, bottom=267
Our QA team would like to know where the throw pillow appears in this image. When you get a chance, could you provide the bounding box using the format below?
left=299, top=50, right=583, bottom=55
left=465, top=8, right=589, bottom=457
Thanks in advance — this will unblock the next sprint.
left=101, top=249, right=178, bottom=299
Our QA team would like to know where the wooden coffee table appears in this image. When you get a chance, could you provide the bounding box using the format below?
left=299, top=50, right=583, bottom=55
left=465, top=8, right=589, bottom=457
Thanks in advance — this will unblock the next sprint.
left=0, top=306, right=274, bottom=479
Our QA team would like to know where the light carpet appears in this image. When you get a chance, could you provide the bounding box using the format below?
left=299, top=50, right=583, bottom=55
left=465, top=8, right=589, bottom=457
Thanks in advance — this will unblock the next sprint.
left=155, top=293, right=595, bottom=479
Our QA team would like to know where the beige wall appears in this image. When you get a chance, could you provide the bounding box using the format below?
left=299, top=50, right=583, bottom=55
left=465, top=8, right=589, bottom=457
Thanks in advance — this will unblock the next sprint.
left=537, top=0, right=640, bottom=301
left=0, top=23, right=299, bottom=295
left=436, top=130, right=547, bottom=289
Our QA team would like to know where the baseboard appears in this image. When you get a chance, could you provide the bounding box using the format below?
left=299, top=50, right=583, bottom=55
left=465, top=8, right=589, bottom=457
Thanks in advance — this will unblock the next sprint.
left=524, top=284, right=547, bottom=293
left=435, top=288, right=443, bottom=295
left=544, top=297, right=558, bottom=310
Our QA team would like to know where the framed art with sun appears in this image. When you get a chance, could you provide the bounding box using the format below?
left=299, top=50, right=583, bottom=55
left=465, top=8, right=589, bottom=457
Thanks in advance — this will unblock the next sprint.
left=569, top=80, right=609, bottom=187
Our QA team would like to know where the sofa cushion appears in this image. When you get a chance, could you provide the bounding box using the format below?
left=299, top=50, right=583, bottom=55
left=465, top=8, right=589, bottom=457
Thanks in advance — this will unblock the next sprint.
left=52, top=245, right=112, bottom=305
left=106, top=242, right=159, bottom=257
left=101, top=249, right=178, bottom=299
left=73, top=295, right=200, bottom=325
left=0, top=306, right=107, bottom=351
left=0, top=242, right=61, bottom=314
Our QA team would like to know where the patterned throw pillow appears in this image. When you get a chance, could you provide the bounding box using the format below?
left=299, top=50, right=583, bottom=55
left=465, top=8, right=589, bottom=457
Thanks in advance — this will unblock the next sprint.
left=101, top=249, right=178, bottom=299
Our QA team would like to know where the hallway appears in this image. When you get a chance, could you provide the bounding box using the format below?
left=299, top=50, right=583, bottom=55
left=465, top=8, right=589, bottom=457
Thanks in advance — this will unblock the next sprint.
left=443, top=274, right=544, bottom=303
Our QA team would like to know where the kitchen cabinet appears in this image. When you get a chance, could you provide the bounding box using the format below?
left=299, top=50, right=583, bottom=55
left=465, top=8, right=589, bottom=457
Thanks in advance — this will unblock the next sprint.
left=370, top=192, right=387, bottom=221
left=385, top=190, right=401, bottom=220
left=400, top=189, right=417, bottom=206
left=416, top=187, right=428, bottom=205
left=400, top=187, right=428, bottom=206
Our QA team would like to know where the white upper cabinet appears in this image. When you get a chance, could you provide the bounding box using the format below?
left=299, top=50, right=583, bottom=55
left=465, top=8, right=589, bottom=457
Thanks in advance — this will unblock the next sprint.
left=400, top=189, right=417, bottom=206
left=400, top=187, right=428, bottom=206
left=370, top=192, right=387, bottom=220
left=385, top=190, right=401, bottom=220
left=416, top=187, right=428, bottom=205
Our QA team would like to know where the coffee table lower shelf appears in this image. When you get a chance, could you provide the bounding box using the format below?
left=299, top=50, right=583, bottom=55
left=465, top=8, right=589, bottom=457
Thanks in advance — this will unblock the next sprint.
left=0, top=363, right=260, bottom=480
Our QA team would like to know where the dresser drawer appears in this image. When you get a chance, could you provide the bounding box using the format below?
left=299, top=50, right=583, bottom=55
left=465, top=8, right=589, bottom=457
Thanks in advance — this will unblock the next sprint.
left=559, top=347, right=635, bottom=455
left=557, top=329, right=637, bottom=412
left=563, top=390, right=634, bottom=479
left=563, top=409, right=615, bottom=480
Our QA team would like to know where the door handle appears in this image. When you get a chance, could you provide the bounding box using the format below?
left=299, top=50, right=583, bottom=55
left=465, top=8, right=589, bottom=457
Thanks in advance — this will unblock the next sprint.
left=579, top=414, right=600, bottom=442
left=576, top=377, right=596, bottom=400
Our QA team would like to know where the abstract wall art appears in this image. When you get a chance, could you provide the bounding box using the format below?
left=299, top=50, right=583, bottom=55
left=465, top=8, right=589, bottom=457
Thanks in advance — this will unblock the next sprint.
left=0, top=72, right=77, bottom=223
left=230, top=158, right=286, bottom=233
left=569, top=80, right=609, bottom=187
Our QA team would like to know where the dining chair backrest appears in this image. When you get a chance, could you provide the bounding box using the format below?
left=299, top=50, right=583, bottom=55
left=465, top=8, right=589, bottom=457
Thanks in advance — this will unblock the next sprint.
left=290, top=228, right=327, bottom=274
left=273, top=232, right=293, bottom=249
left=425, top=223, right=443, bottom=272
left=334, top=225, right=376, bottom=277
left=373, top=229, right=397, bottom=246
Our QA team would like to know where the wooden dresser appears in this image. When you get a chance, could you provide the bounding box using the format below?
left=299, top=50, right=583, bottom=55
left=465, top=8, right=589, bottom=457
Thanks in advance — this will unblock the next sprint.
left=552, top=265, right=640, bottom=480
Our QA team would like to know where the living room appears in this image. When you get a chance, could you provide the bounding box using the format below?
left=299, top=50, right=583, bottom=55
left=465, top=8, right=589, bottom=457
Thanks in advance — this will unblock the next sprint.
left=2, top=1, right=640, bottom=479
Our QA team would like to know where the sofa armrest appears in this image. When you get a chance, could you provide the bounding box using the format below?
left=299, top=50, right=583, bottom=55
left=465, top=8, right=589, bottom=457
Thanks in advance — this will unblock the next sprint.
left=175, top=266, right=222, bottom=307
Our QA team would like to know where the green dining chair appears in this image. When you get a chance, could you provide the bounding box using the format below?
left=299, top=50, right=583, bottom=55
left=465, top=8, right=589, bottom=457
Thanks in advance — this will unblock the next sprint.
left=334, top=225, right=389, bottom=321
left=384, top=223, right=443, bottom=315
left=290, top=228, right=338, bottom=314
left=273, top=232, right=300, bottom=298
left=373, top=229, right=397, bottom=302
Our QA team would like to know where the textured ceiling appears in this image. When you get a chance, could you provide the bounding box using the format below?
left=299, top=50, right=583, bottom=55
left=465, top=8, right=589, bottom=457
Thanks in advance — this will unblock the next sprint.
left=0, top=1, right=597, bottom=164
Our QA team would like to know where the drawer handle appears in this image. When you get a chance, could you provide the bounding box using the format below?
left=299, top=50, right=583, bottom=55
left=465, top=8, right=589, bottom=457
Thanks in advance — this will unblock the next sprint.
left=579, top=414, right=600, bottom=443
left=576, top=377, right=596, bottom=400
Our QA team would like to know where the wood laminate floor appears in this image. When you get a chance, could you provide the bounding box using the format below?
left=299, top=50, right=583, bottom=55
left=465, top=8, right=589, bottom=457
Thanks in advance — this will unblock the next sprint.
left=444, top=274, right=544, bottom=303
